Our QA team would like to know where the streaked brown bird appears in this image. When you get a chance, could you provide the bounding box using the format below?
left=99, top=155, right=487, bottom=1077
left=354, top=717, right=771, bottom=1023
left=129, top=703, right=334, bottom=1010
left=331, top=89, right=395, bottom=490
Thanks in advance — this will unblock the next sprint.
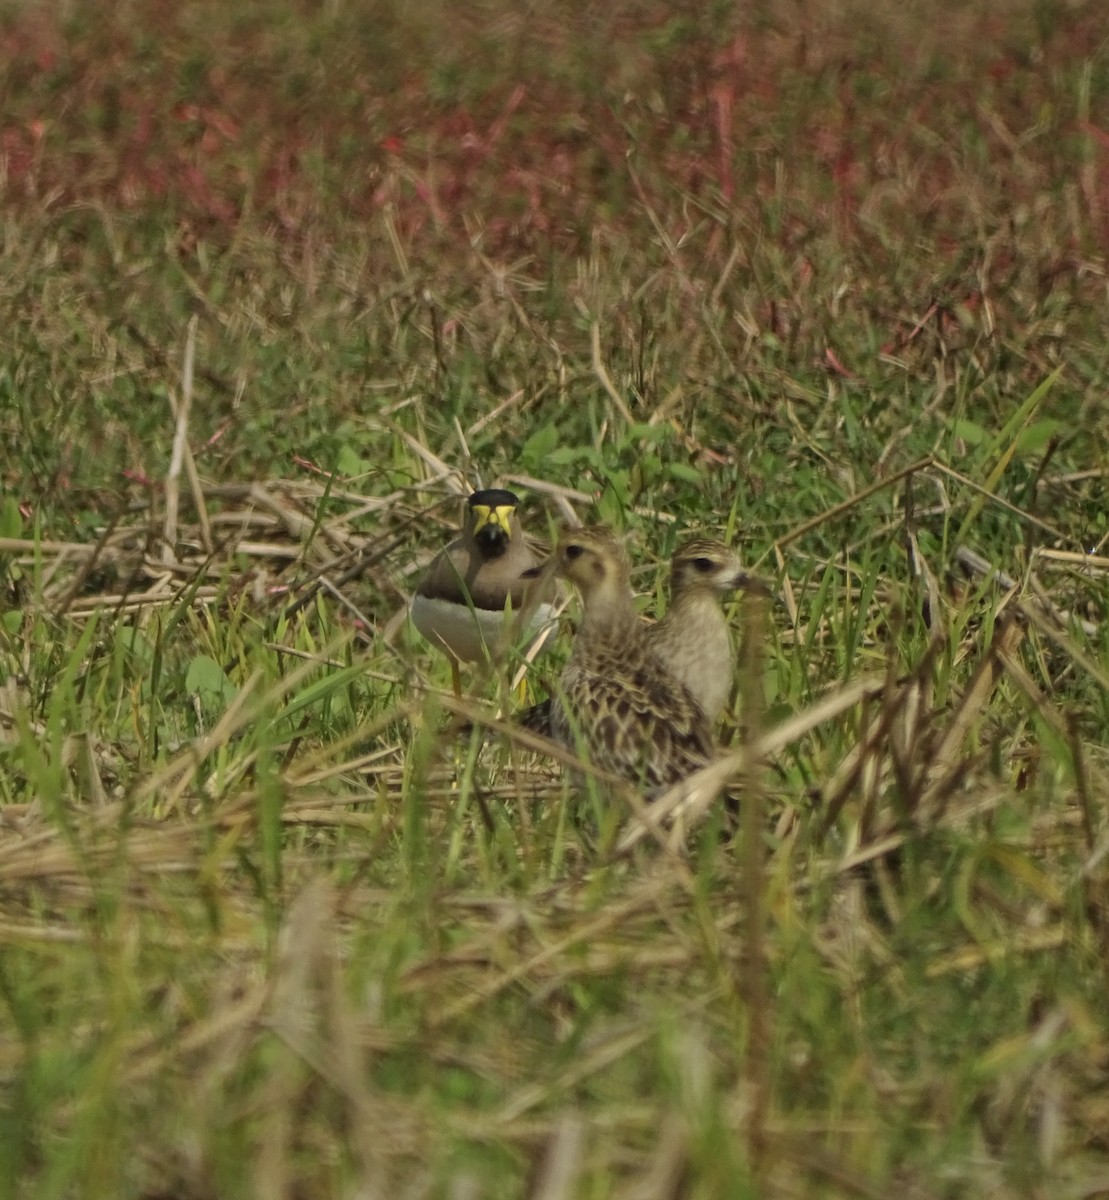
left=544, top=525, right=715, bottom=794
left=410, top=489, right=557, bottom=696
left=519, top=534, right=763, bottom=738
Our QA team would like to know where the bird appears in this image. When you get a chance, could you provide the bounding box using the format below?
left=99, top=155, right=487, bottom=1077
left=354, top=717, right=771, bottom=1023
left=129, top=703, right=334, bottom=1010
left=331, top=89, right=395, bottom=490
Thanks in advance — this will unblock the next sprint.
left=648, top=537, right=765, bottom=724
left=516, top=535, right=763, bottom=737
left=543, top=525, right=716, bottom=794
left=410, top=489, right=557, bottom=696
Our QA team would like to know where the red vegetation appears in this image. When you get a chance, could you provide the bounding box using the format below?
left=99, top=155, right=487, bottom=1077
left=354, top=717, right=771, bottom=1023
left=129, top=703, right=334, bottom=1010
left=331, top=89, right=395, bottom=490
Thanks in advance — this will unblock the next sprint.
left=0, top=3, right=1107, bottom=261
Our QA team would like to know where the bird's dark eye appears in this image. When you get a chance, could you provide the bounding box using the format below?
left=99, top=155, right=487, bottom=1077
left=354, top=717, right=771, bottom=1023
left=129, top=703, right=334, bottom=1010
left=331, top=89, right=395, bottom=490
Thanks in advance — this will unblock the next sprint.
left=564, top=544, right=585, bottom=561
left=691, top=557, right=715, bottom=573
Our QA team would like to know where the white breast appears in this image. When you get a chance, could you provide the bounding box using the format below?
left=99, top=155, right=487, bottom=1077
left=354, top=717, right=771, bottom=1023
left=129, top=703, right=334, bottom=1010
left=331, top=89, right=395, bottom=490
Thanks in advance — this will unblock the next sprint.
left=411, top=595, right=557, bottom=664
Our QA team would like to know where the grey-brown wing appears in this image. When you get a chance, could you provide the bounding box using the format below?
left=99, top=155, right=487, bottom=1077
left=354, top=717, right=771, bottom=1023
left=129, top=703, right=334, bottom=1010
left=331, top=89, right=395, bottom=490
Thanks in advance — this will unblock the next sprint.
left=553, top=651, right=714, bottom=791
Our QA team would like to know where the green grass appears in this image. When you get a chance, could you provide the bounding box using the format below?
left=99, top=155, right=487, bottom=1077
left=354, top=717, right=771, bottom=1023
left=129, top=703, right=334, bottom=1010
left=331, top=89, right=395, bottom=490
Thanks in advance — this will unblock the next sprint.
left=1, top=0, right=1109, bottom=1195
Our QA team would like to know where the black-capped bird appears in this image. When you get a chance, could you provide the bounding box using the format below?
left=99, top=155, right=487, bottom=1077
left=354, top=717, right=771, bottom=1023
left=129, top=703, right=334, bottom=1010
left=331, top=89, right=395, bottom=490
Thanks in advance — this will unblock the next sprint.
left=410, top=489, right=557, bottom=696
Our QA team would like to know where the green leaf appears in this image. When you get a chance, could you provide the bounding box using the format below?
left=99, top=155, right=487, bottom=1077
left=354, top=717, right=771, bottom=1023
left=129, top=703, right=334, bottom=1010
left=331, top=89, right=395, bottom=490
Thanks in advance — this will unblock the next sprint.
left=626, top=422, right=671, bottom=445
left=986, top=368, right=1062, bottom=462
left=546, top=445, right=590, bottom=466
left=637, top=452, right=662, bottom=483
left=1015, top=419, right=1062, bottom=454
left=520, top=423, right=559, bottom=467
left=668, top=462, right=704, bottom=484
left=600, top=468, right=631, bottom=505
left=596, top=471, right=630, bottom=525
left=947, top=416, right=989, bottom=446
left=0, top=496, right=22, bottom=539
left=336, top=443, right=371, bottom=477
left=186, top=654, right=237, bottom=710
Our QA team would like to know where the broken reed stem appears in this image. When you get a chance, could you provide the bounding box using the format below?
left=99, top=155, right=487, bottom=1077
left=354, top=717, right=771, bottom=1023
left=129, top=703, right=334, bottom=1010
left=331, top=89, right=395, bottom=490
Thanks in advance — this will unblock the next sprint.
left=164, top=315, right=198, bottom=565
left=738, top=589, right=770, bottom=1178
left=590, top=320, right=635, bottom=426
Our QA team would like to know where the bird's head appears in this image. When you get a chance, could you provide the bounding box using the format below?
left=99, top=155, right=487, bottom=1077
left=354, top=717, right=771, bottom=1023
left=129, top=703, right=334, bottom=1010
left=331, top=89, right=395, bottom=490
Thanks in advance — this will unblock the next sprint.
left=667, top=540, right=744, bottom=595
left=669, top=538, right=763, bottom=597
left=553, top=525, right=632, bottom=603
left=466, top=488, right=520, bottom=556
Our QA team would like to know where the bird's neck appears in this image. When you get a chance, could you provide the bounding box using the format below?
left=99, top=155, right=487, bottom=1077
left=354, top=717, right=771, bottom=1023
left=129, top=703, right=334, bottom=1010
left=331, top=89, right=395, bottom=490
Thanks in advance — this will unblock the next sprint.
left=666, top=589, right=724, bottom=629
left=661, top=592, right=731, bottom=658
left=577, top=584, right=639, bottom=644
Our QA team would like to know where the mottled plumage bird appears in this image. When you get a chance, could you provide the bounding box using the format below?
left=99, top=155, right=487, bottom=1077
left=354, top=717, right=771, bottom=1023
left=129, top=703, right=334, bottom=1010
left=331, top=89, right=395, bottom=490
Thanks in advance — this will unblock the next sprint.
left=410, top=489, right=557, bottom=695
left=518, top=534, right=762, bottom=737
left=545, top=525, right=715, bottom=793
